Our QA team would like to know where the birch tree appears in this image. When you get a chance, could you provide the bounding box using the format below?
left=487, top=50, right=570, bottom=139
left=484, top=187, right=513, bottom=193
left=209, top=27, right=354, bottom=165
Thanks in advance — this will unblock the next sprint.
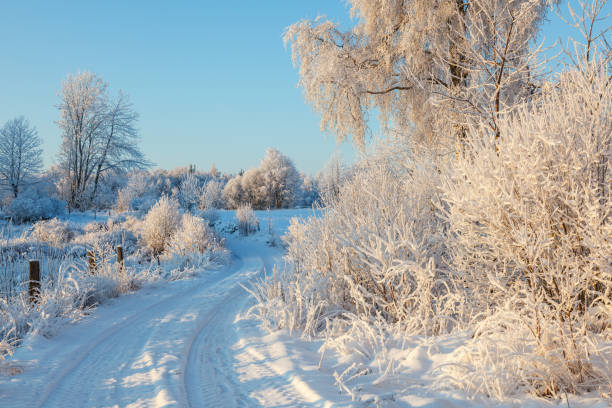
left=0, top=116, right=43, bottom=198
left=286, top=0, right=558, bottom=152
left=57, top=71, right=148, bottom=209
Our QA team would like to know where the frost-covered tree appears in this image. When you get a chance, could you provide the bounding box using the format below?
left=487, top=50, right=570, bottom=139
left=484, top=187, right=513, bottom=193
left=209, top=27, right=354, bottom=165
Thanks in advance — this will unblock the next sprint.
left=298, top=173, right=319, bottom=207
left=286, top=0, right=557, bottom=151
left=209, top=162, right=220, bottom=179
left=0, top=116, right=43, bottom=198
left=222, top=149, right=301, bottom=209
left=200, top=179, right=224, bottom=210
left=222, top=174, right=244, bottom=209
left=316, top=152, right=345, bottom=199
left=57, top=71, right=148, bottom=209
left=89, top=92, right=146, bottom=203
left=176, top=173, right=200, bottom=211
left=258, top=148, right=301, bottom=208
left=240, top=168, right=266, bottom=208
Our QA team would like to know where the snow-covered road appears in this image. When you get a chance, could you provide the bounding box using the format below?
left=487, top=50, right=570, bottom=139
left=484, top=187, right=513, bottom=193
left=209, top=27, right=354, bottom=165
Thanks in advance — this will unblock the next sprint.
left=2, top=237, right=334, bottom=408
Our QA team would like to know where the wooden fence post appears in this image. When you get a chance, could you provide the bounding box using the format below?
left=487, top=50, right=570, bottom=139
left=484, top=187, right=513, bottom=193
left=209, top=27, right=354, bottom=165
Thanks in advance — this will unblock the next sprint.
left=117, top=246, right=124, bottom=273
left=87, top=251, right=97, bottom=275
left=29, top=260, right=40, bottom=304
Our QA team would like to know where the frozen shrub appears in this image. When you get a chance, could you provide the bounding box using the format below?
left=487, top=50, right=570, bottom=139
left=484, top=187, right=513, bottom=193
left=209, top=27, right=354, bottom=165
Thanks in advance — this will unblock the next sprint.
left=31, top=219, right=75, bottom=247
left=441, top=59, right=611, bottom=397
left=166, top=214, right=218, bottom=257
left=164, top=213, right=227, bottom=271
left=142, top=196, right=180, bottom=256
left=236, top=204, right=259, bottom=236
left=7, top=194, right=65, bottom=223
left=248, top=149, right=457, bottom=337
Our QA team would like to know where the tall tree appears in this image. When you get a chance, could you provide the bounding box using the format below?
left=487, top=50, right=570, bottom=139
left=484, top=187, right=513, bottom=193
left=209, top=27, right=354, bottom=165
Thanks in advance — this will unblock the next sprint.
left=57, top=71, right=148, bottom=209
left=0, top=116, right=43, bottom=198
left=286, top=0, right=557, bottom=152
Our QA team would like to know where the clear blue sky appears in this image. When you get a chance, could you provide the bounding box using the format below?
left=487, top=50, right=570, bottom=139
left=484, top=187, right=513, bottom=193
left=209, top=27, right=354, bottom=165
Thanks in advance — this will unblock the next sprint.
left=0, top=1, right=606, bottom=175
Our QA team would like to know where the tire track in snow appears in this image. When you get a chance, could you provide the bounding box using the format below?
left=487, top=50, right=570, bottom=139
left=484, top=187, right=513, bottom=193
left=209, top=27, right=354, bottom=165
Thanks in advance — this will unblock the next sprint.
left=35, top=262, right=236, bottom=408
left=181, top=248, right=317, bottom=408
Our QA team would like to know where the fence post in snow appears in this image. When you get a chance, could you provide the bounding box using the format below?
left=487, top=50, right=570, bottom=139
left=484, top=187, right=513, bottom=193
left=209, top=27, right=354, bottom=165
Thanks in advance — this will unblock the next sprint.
left=88, top=250, right=97, bottom=274
left=117, top=246, right=124, bottom=273
left=29, top=260, right=40, bottom=304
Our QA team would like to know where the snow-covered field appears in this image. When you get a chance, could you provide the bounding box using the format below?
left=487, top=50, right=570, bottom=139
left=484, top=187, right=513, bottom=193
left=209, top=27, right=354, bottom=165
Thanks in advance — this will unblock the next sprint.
left=0, top=209, right=609, bottom=407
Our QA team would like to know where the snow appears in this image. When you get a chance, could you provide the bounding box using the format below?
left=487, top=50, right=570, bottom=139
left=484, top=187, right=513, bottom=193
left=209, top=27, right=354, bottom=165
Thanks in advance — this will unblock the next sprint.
left=0, top=209, right=607, bottom=407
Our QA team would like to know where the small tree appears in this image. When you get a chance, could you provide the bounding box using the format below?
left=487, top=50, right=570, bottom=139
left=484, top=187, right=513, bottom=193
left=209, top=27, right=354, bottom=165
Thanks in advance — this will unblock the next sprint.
left=0, top=116, right=43, bottom=198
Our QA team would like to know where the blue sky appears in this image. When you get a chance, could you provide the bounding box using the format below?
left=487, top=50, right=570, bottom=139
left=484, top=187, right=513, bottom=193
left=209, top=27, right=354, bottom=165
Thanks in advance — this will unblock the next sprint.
left=0, top=1, right=606, bottom=175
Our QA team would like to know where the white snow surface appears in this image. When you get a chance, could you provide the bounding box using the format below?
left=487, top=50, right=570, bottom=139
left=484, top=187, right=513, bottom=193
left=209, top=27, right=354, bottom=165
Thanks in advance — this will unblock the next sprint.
left=1, top=209, right=605, bottom=407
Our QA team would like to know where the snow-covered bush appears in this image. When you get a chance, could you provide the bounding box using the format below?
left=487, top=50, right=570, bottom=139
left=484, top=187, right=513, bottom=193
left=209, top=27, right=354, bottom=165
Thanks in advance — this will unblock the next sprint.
left=6, top=191, right=65, bottom=223
left=248, top=149, right=456, bottom=337
left=167, top=213, right=218, bottom=257
left=30, top=219, right=75, bottom=247
left=441, top=58, right=611, bottom=398
left=164, top=213, right=227, bottom=272
left=236, top=204, right=259, bottom=236
left=142, top=196, right=181, bottom=256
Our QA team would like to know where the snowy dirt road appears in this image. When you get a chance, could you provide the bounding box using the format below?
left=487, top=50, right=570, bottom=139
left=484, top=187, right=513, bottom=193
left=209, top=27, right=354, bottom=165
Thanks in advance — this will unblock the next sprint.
left=1, top=238, right=336, bottom=408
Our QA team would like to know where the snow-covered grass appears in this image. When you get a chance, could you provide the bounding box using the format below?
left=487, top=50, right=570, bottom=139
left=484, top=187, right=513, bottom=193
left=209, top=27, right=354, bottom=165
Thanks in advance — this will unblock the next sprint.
left=0, top=200, right=230, bottom=363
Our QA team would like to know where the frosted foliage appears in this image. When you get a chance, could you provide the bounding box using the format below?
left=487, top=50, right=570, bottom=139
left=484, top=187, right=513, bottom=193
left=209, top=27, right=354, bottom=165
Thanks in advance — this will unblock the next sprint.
left=222, top=175, right=244, bottom=209
left=316, top=152, right=344, bottom=199
left=7, top=190, right=65, bottom=223
left=0, top=117, right=43, bottom=198
left=166, top=214, right=216, bottom=257
left=258, top=148, right=301, bottom=209
left=177, top=174, right=200, bottom=211
left=285, top=0, right=556, bottom=149
left=222, top=149, right=301, bottom=209
left=142, top=196, right=181, bottom=256
left=200, top=180, right=224, bottom=210
left=57, top=71, right=146, bottom=209
left=442, top=59, right=611, bottom=397
left=240, top=168, right=265, bottom=208
left=250, top=154, right=457, bottom=337
left=236, top=204, right=259, bottom=236
left=31, top=219, right=74, bottom=247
